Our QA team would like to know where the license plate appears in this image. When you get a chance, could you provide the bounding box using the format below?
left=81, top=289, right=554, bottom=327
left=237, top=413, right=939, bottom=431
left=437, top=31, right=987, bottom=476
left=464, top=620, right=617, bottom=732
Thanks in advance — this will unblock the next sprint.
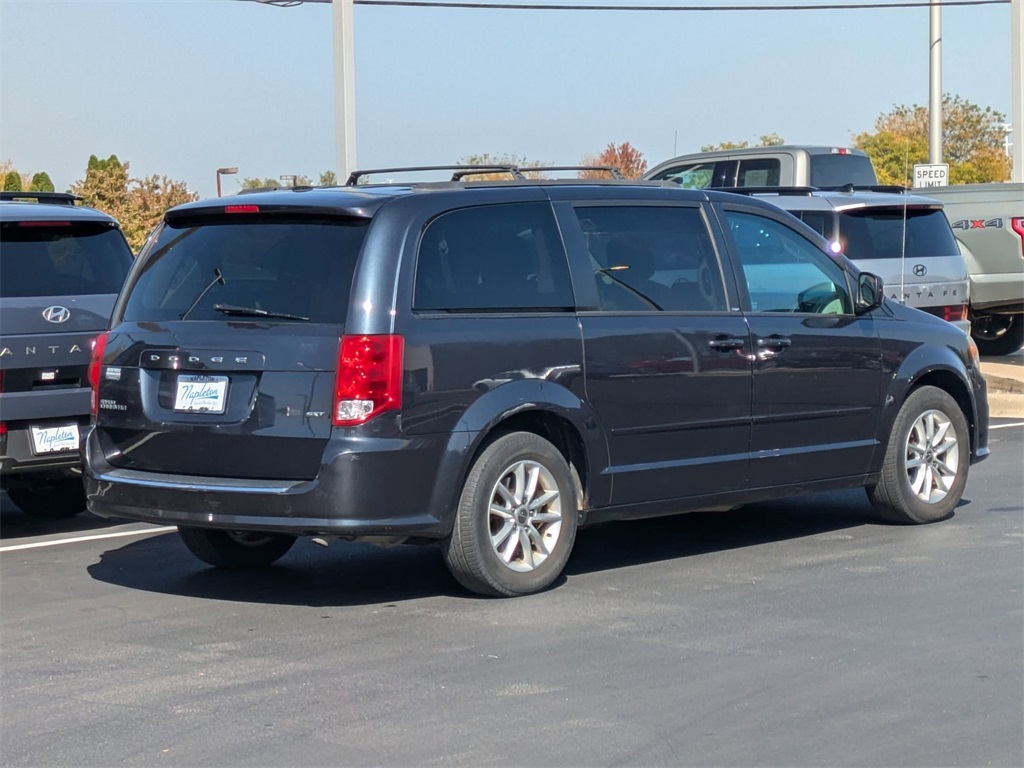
left=30, top=424, right=80, bottom=454
left=174, top=374, right=229, bottom=414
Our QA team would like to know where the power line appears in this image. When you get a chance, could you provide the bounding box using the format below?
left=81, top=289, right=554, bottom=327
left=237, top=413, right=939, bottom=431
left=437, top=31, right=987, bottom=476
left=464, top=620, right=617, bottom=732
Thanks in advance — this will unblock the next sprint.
left=251, top=0, right=1010, bottom=11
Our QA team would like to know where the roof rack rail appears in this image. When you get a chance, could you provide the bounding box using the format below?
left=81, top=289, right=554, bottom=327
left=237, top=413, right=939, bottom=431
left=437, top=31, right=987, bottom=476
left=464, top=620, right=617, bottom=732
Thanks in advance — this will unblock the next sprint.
left=519, top=165, right=626, bottom=179
left=717, top=186, right=818, bottom=196
left=0, top=191, right=83, bottom=206
left=817, top=184, right=908, bottom=193
left=345, top=165, right=527, bottom=186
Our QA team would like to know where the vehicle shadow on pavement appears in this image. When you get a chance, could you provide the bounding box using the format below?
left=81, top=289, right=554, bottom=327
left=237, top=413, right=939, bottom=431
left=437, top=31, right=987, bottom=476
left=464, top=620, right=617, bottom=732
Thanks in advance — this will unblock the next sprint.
left=85, top=488, right=913, bottom=606
left=0, top=495, right=119, bottom=541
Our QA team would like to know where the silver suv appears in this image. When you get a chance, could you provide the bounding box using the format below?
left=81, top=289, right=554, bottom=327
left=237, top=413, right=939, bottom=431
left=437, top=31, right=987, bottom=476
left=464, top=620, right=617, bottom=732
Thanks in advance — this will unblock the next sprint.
left=722, top=187, right=970, bottom=332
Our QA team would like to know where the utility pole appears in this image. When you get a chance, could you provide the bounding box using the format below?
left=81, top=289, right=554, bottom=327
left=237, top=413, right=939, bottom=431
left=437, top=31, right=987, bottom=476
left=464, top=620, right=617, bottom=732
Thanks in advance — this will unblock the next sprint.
left=1012, top=0, right=1023, bottom=182
left=332, top=0, right=357, bottom=182
left=929, top=0, right=943, bottom=164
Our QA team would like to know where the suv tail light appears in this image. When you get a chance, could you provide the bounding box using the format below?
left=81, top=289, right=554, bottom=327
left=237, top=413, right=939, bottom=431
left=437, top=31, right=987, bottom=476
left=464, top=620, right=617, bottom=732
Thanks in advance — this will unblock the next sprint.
left=332, top=335, right=404, bottom=426
left=88, top=332, right=109, bottom=415
left=1011, top=217, right=1024, bottom=257
left=943, top=305, right=968, bottom=323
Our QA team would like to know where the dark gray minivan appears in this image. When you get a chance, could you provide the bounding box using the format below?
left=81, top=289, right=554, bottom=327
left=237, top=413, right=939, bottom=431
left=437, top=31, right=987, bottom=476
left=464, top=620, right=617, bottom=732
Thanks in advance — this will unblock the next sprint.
left=84, top=172, right=989, bottom=596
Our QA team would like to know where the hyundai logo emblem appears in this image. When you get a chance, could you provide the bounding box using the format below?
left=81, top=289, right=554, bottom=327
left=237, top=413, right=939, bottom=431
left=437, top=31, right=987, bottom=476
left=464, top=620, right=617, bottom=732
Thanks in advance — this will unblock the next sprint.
left=41, top=306, right=71, bottom=324
left=912, top=264, right=927, bottom=277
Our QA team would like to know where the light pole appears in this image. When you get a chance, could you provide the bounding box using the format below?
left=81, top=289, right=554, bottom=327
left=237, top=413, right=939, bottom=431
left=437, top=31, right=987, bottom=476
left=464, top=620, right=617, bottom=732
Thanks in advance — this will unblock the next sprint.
left=216, top=167, right=238, bottom=197
left=928, top=0, right=942, bottom=164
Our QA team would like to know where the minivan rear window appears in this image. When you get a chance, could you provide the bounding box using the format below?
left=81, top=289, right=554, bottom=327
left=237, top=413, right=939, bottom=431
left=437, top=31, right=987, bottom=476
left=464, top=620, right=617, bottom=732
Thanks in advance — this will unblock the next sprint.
left=837, top=208, right=960, bottom=261
left=120, top=217, right=367, bottom=324
left=0, top=221, right=132, bottom=298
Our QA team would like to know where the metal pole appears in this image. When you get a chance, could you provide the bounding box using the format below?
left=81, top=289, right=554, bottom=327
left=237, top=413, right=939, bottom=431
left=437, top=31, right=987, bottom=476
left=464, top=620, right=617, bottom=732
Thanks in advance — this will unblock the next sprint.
left=1012, top=0, right=1023, bottom=182
left=216, top=173, right=222, bottom=198
left=929, top=0, right=943, bottom=164
left=332, top=0, right=357, bottom=181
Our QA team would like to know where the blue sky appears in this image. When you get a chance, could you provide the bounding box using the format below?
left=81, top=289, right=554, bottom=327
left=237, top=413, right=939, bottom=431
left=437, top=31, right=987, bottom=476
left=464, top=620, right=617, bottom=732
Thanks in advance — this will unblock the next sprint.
left=0, top=0, right=1014, bottom=199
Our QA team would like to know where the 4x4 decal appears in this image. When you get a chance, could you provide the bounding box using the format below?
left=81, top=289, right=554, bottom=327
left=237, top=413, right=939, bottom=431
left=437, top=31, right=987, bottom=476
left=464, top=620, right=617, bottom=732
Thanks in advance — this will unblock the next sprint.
left=950, top=218, right=1002, bottom=230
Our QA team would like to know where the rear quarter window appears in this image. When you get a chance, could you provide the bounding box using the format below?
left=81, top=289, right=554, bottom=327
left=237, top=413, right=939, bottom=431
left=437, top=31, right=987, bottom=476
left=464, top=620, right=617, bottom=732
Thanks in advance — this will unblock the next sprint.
left=809, top=154, right=878, bottom=187
left=414, top=202, right=573, bottom=312
left=0, top=221, right=132, bottom=298
left=120, top=217, right=368, bottom=324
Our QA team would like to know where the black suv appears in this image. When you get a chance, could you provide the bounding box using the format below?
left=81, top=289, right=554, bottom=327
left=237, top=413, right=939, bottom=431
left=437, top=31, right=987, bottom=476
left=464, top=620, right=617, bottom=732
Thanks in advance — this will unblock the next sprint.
left=84, top=168, right=989, bottom=596
left=1, top=192, right=133, bottom=517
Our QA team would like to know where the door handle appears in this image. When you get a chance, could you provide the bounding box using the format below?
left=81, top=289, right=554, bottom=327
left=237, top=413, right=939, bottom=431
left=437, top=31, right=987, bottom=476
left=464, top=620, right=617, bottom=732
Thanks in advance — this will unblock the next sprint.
left=708, top=337, right=746, bottom=351
left=757, top=335, right=792, bottom=349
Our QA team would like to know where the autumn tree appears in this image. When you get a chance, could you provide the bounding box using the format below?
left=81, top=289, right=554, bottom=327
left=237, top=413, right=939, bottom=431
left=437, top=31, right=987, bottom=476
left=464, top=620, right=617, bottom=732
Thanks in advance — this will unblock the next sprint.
left=853, top=95, right=1010, bottom=185
left=29, top=172, right=55, bottom=192
left=579, top=142, right=648, bottom=179
left=4, top=171, right=23, bottom=191
left=71, top=155, right=198, bottom=251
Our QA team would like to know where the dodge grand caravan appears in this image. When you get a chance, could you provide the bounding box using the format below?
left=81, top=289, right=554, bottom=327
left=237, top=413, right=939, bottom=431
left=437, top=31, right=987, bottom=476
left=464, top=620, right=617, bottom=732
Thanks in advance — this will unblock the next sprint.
left=84, top=168, right=989, bottom=597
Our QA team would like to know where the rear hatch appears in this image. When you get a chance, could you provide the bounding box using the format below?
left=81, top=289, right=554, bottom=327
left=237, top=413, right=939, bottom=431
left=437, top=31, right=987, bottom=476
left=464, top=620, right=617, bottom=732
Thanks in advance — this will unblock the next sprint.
left=0, top=218, right=131, bottom=417
left=94, top=211, right=369, bottom=481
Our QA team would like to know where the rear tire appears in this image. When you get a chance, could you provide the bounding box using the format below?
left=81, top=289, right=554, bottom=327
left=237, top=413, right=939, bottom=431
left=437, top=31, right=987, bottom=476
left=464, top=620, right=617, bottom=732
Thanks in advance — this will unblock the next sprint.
left=6, top=477, right=86, bottom=518
left=178, top=527, right=296, bottom=569
left=971, top=312, right=1024, bottom=356
left=443, top=432, right=578, bottom=597
left=868, top=386, right=969, bottom=524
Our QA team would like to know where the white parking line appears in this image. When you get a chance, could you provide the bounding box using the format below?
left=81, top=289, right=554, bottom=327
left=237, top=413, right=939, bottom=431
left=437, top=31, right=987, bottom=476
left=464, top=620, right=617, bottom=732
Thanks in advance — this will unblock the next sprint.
left=990, top=422, right=1024, bottom=430
left=0, top=526, right=177, bottom=553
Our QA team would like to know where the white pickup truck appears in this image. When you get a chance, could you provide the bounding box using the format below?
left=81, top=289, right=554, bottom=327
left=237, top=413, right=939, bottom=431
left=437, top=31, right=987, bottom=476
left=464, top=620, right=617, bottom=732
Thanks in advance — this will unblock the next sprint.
left=923, top=183, right=1024, bottom=356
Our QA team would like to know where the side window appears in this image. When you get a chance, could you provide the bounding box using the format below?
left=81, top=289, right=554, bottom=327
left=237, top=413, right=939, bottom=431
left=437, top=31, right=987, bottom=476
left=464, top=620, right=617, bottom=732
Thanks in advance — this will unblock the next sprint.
left=725, top=210, right=852, bottom=315
left=572, top=206, right=728, bottom=313
left=414, top=202, right=573, bottom=312
left=652, top=162, right=716, bottom=189
left=736, top=158, right=781, bottom=187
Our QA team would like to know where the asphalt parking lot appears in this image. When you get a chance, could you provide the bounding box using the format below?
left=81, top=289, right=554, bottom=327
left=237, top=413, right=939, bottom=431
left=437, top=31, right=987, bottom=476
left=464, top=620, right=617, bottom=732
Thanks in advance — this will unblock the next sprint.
left=2, top=419, right=1022, bottom=767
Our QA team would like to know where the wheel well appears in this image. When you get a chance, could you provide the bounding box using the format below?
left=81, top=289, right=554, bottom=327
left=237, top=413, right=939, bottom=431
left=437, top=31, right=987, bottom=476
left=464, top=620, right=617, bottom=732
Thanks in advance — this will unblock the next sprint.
left=475, top=411, right=589, bottom=508
left=908, top=370, right=976, bottom=454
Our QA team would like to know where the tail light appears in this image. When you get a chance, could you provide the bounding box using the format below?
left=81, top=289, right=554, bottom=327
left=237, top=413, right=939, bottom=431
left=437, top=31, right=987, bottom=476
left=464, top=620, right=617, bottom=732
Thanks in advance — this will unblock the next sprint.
left=942, top=305, right=968, bottom=323
left=88, top=332, right=109, bottom=415
left=1011, top=217, right=1024, bottom=256
left=332, top=335, right=404, bottom=426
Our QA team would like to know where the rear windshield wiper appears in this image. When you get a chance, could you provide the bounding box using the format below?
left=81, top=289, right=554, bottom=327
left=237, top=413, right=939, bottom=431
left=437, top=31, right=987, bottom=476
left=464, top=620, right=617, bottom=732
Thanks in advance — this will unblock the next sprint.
left=212, top=304, right=310, bottom=322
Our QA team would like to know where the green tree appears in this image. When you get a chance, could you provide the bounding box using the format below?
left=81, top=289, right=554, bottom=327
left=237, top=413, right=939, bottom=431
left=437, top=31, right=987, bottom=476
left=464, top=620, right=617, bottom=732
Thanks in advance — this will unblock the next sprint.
left=700, top=140, right=749, bottom=152
left=757, top=132, right=786, bottom=147
left=319, top=170, right=338, bottom=186
left=240, top=177, right=281, bottom=190
left=28, top=172, right=55, bottom=192
left=4, top=171, right=23, bottom=191
left=854, top=94, right=1010, bottom=185
left=121, top=175, right=199, bottom=251
left=71, top=155, right=131, bottom=222
left=579, top=142, right=648, bottom=179
left=457, top=153, right=550, bottom=180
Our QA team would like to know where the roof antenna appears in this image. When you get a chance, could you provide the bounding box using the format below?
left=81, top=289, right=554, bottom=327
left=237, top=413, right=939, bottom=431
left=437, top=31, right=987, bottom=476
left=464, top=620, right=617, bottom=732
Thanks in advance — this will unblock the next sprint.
left=899, top=140, right=910, bottom=306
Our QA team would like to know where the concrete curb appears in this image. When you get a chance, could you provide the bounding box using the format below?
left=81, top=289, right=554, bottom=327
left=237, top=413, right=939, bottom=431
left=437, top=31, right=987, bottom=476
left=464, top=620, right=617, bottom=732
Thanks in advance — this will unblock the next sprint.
left=983, top=374, right=1024, bottom=395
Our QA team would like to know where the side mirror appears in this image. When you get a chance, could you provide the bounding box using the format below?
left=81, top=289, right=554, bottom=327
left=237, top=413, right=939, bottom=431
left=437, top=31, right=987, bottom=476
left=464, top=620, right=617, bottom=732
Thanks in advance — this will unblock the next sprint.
left=856, top=272, right=884, bottom=314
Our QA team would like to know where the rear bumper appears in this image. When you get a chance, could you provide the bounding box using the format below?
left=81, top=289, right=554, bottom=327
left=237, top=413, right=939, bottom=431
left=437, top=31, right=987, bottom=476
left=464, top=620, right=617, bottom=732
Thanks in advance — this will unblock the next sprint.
left=0, top=421, right=85, bottom=478
left=83, top=427, right=452, bottom=539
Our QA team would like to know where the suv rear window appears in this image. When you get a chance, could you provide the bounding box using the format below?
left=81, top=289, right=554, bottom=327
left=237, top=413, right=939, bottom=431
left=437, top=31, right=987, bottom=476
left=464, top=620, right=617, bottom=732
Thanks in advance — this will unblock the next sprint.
left=836, top=208, right=960, bottom=260
left=120, top=217, right=368, bottom=324
left=808, top=154, right=878, bottom=187
left=0, top=221, right=132, bottom=298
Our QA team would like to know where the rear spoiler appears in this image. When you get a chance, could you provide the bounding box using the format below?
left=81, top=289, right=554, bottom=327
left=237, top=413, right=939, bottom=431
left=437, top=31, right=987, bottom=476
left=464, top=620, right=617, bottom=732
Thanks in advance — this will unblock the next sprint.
left=0, top=191, right=83, bottom=206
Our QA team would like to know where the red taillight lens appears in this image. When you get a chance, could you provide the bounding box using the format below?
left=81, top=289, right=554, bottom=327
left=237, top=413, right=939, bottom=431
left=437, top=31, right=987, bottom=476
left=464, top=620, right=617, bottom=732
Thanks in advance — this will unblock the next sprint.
left=17, top=220, right=71, bottom=227
left=943, top=305, right=969, bottom=323
left=332, top=334, right=404, bottom=426
left=88, top=332, right=109, bottom=415
left=1011, top=217, right=1024, bottom=256
left=225, top=205, right=259, bottom=214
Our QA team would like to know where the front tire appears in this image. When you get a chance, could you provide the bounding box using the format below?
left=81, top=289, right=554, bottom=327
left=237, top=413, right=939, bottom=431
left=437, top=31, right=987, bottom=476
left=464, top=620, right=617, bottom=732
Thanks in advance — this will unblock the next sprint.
left=443, top=432, right=579, bottom=597
left=6, top=476, right=86, bottom=518
left=178, top=527, right=296, bottom=569
left=868, top=386, right=969, bottom=524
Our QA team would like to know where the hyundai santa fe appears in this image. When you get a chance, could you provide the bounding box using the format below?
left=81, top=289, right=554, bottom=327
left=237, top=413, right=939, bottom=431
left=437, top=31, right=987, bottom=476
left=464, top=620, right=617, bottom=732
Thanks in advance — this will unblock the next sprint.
left=84, top=168, right=989, bottom=597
